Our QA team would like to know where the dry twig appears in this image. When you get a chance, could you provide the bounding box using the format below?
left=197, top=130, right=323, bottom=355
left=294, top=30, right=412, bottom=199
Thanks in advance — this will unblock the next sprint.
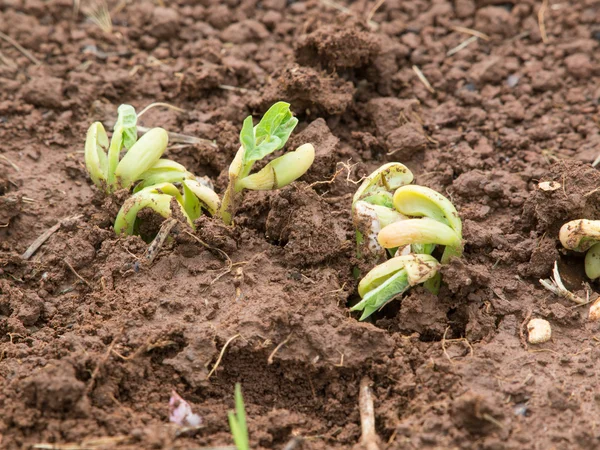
left=0, top=30, right=41, bottom=66
left=22, top=215, right=83, bottom=260
left=538, top=0, right=549, bottom=43
left=358, top=377, right=380, bottom=450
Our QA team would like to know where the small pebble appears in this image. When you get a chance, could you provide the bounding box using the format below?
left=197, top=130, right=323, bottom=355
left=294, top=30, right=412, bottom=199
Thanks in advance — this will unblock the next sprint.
left=507, top=74, right=520, bottom=88
left=527, top=318, right=552, bottom=344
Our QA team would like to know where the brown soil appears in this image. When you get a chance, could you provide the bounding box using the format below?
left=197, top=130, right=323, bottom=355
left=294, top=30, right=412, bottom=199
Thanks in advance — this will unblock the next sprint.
left=2, top=0, right=600, bottom=449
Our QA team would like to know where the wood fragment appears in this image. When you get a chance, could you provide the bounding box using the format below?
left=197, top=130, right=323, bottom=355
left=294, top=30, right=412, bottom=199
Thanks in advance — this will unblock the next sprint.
left=0, top=30, right=41, bottom=66
left=21, top=215, right=83, bottom=260
left=358, top=377, right=380, bottom=450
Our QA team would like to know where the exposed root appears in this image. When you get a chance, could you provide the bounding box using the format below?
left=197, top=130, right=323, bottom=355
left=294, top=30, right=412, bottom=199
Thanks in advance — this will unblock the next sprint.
left=86, top=329, right=123, bottom=395
left=358, top=377, right=380, bottom=450
left=64, top=259, right=91, bottom=288
left=441, top=327, right=474, bottom=361
left=267, top=333, right=292, bottom=365
left=412, top=65, right=435, bottom=94
left=207, top=334, right=240, bottom=379
left=366, top=0, right=386, bottom=24
left=137, top=102, right=186, bottom=118
left=519, top=308, right=533, bottom=349
left=0, top=155, right=20, bottom=171
left=183, top=230, right=236, bottom=285
left=450, top=25, right=490, bottom=41
left=539, top=261, right=587, bottom=304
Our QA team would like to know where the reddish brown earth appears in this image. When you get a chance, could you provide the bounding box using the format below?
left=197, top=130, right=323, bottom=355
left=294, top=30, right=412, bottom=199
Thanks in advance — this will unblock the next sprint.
left=2, top=0, right=600, bottom=448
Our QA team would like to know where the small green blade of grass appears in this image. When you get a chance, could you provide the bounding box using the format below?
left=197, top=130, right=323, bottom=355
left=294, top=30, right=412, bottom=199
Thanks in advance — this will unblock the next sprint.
left=228, top=383, right=249, bottom=450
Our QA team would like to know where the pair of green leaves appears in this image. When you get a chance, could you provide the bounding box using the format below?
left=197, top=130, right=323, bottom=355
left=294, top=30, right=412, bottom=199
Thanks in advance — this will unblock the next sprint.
left=239, top=102, right=298, bottom=165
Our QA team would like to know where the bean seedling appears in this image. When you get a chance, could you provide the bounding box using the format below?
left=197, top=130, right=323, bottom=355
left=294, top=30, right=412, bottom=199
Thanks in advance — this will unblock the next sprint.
left=351, top=254, right=440, bottom=320
left=559, top=219, right=600, bottom=279
left=114, top=180, right=220, bottom=235
left=85, top=104, right=192, bottom=193
left=352, top=163, right=414, bottom=261
left=351, top=163, right=463, bottom=320
left=219, top=102, right=315, bottom=225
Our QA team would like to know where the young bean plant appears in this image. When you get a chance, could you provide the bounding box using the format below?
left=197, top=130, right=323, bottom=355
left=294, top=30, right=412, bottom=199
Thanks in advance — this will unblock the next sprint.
left=351, top=164, right=463, bottom=320
left=85, top=104, right=192, bottom=193
left=559, top=219, right=600, bottom=279
left=219, top=102, right=315, bottom=225
left=351, top=254, right=440, bottom=320
left=352, top=163, right=414, bottom=262
left=114, top=180, right=220, bottom=235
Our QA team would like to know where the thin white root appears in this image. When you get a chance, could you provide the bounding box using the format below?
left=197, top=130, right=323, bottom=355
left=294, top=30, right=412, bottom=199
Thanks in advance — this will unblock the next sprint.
left=358, top=377, right=380, bottom=450
left=539, top=261, right=587, bottom=304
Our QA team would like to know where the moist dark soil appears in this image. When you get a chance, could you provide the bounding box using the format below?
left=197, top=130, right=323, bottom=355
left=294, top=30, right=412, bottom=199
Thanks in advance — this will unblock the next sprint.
left=2, top=0, right=600, bottom=449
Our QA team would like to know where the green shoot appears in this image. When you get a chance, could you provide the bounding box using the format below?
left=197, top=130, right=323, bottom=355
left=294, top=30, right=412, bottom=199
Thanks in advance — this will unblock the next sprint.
left=84, top=104, right=187, bottom=194
left=351, top=163, right=464, bottom=320
left=228, top=383, right=250, bottom=450
left=559, top=219, right=600, bottom=279
left=352, top=254, right=440, bottom=320
left=114, top=180, right=220, bottom=235
left=219, top=102, right=315, bottom=225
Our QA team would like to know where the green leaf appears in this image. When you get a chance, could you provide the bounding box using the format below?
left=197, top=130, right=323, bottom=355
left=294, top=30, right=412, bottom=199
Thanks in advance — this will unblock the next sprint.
left=234, top=383, right=249, bottom=449
left=240, top=116, right=255, bottom=157
left=228, top=383, right=250, bottom=450
left=116, top=104, right=138, bottom=149
left=242, top=102, right=298, bottom=164
left=351, top=269, right=410, bottom=321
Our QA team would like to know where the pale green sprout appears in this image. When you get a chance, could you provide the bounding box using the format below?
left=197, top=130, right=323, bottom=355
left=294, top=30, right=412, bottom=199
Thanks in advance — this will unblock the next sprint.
left=114, top=180, right=220, bottom=235
left=84, top=104, right=190, bottom=193
left=351, top=254, right=440, bottom=320
left=378, top=185, right=464, bottom=264
left=559, top=219, right=600, bottom=279
left=352, top=163, right=414, bottom=260
left=219, top=102, right=315, bottom=225
left=228, top=383, right=250, bottom=450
